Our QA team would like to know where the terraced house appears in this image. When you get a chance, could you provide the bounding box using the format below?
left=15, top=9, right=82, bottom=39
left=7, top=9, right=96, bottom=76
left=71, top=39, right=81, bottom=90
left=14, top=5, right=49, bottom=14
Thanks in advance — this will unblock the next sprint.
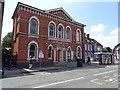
left=114, top=43, right=120, bottom=64
left=12, top=2, right=86, bottom=67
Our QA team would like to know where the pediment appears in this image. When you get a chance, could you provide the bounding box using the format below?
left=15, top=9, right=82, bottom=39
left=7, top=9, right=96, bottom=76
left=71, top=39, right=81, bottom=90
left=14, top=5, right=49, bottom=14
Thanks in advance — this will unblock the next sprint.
left=46, top=7, right=74, bottom=22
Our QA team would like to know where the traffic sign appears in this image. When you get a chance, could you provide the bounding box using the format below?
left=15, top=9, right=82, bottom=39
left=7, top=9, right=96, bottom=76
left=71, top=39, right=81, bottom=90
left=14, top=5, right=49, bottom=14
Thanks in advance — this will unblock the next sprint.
left=39, top=50, right=44, bottom=58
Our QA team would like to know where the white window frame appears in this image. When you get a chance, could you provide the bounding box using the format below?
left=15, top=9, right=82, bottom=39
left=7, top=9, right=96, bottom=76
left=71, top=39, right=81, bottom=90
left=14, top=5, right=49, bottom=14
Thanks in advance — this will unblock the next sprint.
left=66, top=26, right=72, bottom=41
left=48, top=21, right=56, bottom=38
left=27, top=41, right=39, bottom=60
left=28, top=16, right=39, bottom=38
left=76, top=29, right=81, bottom=42
left=57, top=23, right=64, bottom=39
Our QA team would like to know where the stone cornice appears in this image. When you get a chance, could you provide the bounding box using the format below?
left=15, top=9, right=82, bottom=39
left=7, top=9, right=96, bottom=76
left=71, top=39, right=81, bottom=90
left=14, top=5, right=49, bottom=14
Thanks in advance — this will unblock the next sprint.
left=12, top=2, right=86, bottom=27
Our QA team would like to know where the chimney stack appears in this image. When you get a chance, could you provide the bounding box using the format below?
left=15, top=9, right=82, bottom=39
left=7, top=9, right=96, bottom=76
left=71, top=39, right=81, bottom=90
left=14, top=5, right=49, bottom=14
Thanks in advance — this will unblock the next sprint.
left=87, top=34, right=90, bottom=39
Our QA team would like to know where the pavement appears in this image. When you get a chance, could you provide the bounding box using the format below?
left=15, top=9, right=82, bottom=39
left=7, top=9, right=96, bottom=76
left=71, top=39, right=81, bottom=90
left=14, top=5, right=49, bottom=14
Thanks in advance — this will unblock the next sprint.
left=2, top=61, right=118, bottom=78
left=2, top=65, right=66, bottom=78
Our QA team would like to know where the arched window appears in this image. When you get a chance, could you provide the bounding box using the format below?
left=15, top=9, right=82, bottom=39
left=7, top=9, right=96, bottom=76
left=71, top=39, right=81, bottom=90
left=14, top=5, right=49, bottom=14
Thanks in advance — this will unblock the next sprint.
left=67, top=47, right=71, bottom=61
left=48, top=45, right=53, bottom=59
left=76, top=46, right=82, bottom=59
left=29, top=44, right=36, bottom=58
left=66, top=27, right=71, bottom=40
left=29, top=16, right=39, bottom=37
left=58, top=25, right=63, bottom=39
left=28, top=41, right=39, bottom=60
left=30, top=18, right=38, bottom=34
left=49, top=23, right=55, bottom=37
left=76, top=30, right=80, bottom=42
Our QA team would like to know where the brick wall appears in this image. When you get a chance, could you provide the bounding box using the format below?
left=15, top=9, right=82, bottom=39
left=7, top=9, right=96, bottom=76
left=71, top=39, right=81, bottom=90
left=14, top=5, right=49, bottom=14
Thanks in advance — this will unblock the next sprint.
left=12, top=4, right=85, bottom=65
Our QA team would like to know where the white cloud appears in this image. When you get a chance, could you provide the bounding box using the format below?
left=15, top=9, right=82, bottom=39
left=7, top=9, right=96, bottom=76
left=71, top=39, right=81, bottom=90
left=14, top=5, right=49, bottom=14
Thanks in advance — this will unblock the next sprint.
left=91, top=24, right=107, bottom=33
left=90, top=27, right=118, bottom=49
left=110, top=28, right=118, bottom=35
left=91, top=33, right=118, bottom=49
left=90, top=24, right=118, bottom=48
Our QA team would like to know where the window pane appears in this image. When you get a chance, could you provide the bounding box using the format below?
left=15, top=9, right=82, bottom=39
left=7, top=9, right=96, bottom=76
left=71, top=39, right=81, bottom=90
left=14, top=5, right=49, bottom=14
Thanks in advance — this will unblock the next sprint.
left=67, top=48, right=71, bottom=60
left=30, top=44, right=36, bottom=58
left=30, top=45, right=35, bottom=50
left=58, top=25, right=63, bottom=39
left=30, top=18, right=38, bottom=34
left=76, top=31, right=80, bottom=41
left=66, top=28, right=70, bottom=39
left=49, top=23, right=54, bottom=37
left=48, top=46, right=52, bottom=58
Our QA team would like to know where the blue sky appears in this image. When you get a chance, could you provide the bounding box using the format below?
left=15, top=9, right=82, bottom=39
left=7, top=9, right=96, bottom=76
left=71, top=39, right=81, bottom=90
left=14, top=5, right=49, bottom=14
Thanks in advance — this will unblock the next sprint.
left=2, top=0, right=119, bottom=48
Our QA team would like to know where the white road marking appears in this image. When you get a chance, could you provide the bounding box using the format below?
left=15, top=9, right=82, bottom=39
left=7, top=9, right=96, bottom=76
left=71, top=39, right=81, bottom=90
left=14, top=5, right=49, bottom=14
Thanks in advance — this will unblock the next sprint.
left=105, top=78, right=116, bottom=82
left=41, top=72, right=51, bottom=75
left=111, top=79, right=118, bottom=83
left=103, top=76, right=109, bottom=78
left=93, top=70, right=115, bottom=76
left=113, top=74, right=118, bottom=77
left=33, top=77, right=84, bottom=88
left=90, top=79, right=103, bottom=85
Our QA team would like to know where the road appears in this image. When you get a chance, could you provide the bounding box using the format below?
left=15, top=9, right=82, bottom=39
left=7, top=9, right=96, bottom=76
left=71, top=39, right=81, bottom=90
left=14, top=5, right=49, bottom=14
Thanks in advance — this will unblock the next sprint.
left=2, top=63, right=119, bottom=88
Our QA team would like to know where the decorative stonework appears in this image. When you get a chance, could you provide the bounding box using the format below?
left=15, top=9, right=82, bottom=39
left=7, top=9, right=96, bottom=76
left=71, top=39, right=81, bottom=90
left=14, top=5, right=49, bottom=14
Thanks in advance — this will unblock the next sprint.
left=13, top=2, right=85, bottom=28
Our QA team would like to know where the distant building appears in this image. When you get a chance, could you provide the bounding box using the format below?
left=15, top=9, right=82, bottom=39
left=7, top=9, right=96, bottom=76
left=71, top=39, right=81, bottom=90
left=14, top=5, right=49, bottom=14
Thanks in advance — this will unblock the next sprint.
left=114, top=43, right=120, bottom=63
left=84, top=33, right=103, bottom=61
left=12, top=2, right=86, bottom=67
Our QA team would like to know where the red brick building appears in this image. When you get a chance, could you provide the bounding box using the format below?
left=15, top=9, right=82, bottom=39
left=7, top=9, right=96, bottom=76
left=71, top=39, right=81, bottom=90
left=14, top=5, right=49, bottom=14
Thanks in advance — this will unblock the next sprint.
left=12, top=2, right=86, bottom=66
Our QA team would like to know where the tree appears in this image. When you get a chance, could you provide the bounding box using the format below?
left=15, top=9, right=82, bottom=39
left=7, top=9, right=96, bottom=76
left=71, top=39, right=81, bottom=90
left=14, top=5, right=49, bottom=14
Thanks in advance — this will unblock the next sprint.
left=2, top=32, right=12, bottom=48
left=102, top=47, right=112, bottom=52
left=106, top=47, right=112, bottom=52
left=102, top=47, right=108, bottom=52
left=113, top=48, right=116, bottom=53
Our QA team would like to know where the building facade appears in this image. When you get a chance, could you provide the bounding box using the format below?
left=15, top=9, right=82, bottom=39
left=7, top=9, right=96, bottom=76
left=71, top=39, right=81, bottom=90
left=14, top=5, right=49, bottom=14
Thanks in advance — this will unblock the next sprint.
left=84, top=33, right=103, bottom=61
left=12, top=2, right=86, bottom=66
left=114, top=43, right=120, bottom=63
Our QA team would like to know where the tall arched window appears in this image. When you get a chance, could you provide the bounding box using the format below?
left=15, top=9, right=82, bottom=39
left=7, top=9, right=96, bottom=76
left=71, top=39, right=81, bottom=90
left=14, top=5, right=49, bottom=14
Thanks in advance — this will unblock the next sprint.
left=76, top=30, right=80, bottom=42
left=49, top=23, right=55, bottom=37
left=58, top=25, right=64, bottom=39
left=48, top=45, right=53, bottom=59
left=29, top=16, right=39, bottom=37
left=28, top=41, right=39, bottom=60
left=66, top=27, right=71, bottom=40
left=30, top=18, right=38, bottom=34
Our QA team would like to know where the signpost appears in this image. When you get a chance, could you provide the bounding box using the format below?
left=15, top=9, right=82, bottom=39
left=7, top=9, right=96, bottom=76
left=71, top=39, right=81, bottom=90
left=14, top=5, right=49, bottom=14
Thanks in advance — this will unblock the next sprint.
left=39, top=50, right=44, bottom=69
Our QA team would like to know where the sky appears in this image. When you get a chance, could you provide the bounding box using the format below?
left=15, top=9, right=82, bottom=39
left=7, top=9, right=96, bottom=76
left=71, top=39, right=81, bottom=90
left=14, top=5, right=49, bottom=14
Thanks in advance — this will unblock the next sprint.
left=2, top=0, right=119, bottom=49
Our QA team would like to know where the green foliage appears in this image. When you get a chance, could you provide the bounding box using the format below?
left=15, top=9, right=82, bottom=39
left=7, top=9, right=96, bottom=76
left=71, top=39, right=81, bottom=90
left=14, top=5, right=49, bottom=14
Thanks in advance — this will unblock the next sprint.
left=112, top=48, right=115, bottom=53
left=102, top=47, right=112, bottom=52
left=102, top=47, right=108, bottom=52
left=2, top=32, right=12, bottom=48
